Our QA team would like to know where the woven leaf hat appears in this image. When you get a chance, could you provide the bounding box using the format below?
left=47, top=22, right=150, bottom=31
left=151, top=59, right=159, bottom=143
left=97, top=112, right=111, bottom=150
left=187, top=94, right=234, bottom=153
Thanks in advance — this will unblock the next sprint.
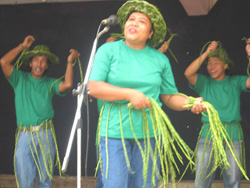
left=208, top=45, right=234, bottom=68
left=117, top=0, right=167, bottom=48
left=20, top=45, right=59, bottom=65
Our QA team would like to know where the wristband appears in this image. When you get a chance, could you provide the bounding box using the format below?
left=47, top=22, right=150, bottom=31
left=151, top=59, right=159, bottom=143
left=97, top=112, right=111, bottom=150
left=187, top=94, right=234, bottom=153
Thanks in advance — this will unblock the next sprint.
left=68, top=61, right=73, bottom=64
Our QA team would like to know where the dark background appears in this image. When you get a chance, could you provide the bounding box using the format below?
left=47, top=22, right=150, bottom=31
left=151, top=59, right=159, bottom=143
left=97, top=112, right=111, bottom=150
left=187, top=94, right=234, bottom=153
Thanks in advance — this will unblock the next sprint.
left=0, top=0, right=250, bottom=180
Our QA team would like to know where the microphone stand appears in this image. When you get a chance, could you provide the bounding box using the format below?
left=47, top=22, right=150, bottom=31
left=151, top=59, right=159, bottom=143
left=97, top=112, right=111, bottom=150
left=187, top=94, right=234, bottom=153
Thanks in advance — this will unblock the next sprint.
left=62, top=25, right=110, bottom=188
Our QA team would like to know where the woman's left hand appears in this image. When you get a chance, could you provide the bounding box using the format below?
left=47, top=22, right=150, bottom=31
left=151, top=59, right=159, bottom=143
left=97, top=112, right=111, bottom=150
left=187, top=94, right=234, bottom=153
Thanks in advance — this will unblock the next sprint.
left=190, top=97, right=206, bottom=114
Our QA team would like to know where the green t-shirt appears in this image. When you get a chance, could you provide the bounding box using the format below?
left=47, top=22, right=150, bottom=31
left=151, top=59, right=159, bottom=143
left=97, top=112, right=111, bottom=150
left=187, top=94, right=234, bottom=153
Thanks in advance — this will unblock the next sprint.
left=7, top=68, right=65, bottom=127
left=89, top=40, right=178, bottom=139
left=190, top=74, right=249, bottom=140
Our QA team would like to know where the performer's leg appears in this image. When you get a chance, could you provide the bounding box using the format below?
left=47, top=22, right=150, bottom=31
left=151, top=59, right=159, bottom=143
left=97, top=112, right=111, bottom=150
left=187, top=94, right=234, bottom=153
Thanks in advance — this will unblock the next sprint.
left=194, top=138, right=216, bottom=188
left=129, top=138, right=160, bottom=188
left=37, top=130, right=56, bottom=188
left=100, top=137, right=131, bottom=188
left=15, top=131, right=37, bottom=188
left=222, top=141, right=241, bottom=188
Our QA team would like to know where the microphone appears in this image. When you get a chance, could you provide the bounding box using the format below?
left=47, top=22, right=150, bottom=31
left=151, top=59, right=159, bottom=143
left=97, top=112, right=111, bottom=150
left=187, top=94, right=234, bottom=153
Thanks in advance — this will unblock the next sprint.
left=101, top=15, right=118, bottom=26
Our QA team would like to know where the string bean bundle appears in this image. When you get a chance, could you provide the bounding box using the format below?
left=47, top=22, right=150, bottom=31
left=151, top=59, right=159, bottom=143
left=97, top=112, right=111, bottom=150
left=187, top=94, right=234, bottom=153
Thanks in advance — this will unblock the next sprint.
left=158, top=32, right=179, bottom=64
left=183, top=95, right=249, bottom=180
left=148, top=98, right=195, bottom=187
left=96, top=98, right=195, bottom=188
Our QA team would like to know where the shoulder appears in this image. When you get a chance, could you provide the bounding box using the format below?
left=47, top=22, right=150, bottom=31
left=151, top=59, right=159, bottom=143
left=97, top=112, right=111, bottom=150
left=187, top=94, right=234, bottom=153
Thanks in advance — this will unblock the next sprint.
left=147, top=45, right=167, bottom=57
left=11, top=68, right=28, bottom=78
left=99, top=40, right=122, bottom=50
left=197, top=74, right=208, bottom=80
left=228, top=75, right=249, bottom=85
left=43, top=76, right=60, bottom=84
left=13, top=68, right=26, bottom=75
left=146, top=46, right=170, bottom=65
left=196, top=74, right=209, bottom=85
left=227, top=75, right=246, bottom=82
left=229, top=75, right=248, bottom=80
left=96, top=40, right=122, bottom=58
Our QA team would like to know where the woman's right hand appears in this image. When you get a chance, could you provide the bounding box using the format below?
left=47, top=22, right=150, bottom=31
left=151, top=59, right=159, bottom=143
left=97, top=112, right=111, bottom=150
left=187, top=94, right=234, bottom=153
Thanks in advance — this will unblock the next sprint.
left=127, top=89, right=151, bottom=110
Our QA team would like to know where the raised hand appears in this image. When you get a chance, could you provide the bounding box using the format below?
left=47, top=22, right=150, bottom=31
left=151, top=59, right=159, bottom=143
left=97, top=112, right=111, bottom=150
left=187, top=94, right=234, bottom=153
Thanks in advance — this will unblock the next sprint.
left=21, top=35, right=35, bottom=49
left=67, top=49, right=80, bottom=62
left=206, top=41, right=218, bottom=54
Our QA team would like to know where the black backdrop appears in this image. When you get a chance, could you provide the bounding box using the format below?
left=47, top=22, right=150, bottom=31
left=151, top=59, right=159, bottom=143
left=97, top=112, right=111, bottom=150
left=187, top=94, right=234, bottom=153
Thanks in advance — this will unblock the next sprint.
left=0, top=0, right=250, bottom=180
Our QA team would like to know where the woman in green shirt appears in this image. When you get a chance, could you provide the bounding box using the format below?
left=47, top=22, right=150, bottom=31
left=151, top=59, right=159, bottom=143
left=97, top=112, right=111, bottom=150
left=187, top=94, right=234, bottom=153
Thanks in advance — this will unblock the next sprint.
left=88, top=1, right=205, bottom=187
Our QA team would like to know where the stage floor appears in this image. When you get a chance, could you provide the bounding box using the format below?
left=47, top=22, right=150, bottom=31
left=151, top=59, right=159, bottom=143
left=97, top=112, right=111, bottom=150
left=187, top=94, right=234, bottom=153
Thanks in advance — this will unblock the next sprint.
left=1, top=174, right=250, bottom=188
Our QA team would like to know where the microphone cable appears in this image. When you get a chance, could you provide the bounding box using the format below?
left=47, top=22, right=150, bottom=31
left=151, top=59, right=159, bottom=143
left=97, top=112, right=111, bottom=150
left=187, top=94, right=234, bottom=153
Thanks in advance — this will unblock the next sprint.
left=83, top=20, right=103, bottom=188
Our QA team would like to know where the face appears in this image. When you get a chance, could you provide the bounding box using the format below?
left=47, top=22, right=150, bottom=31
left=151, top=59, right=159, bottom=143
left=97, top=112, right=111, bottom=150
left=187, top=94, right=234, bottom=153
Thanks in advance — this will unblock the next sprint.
left=207, top=57, right=228, bottom=80
left=124, top=12, right=154, bottom=49
left=29, top=55, right=49, bottom=79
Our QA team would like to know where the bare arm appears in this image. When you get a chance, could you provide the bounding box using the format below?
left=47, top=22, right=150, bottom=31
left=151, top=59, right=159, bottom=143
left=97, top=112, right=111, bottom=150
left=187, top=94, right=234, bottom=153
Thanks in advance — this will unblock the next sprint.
left=160, top=94, right=188, bottom=111
left=0, top=35, right=34, bottom=78
left=245, top=38, right=250, bottom=89
left=88, top=80, right=151, bottom=109
left=184, top=41, right=218, bottom=86
left=58, top=49, right=80, bottom=93
left=161, top=94, right=205, bottom=113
